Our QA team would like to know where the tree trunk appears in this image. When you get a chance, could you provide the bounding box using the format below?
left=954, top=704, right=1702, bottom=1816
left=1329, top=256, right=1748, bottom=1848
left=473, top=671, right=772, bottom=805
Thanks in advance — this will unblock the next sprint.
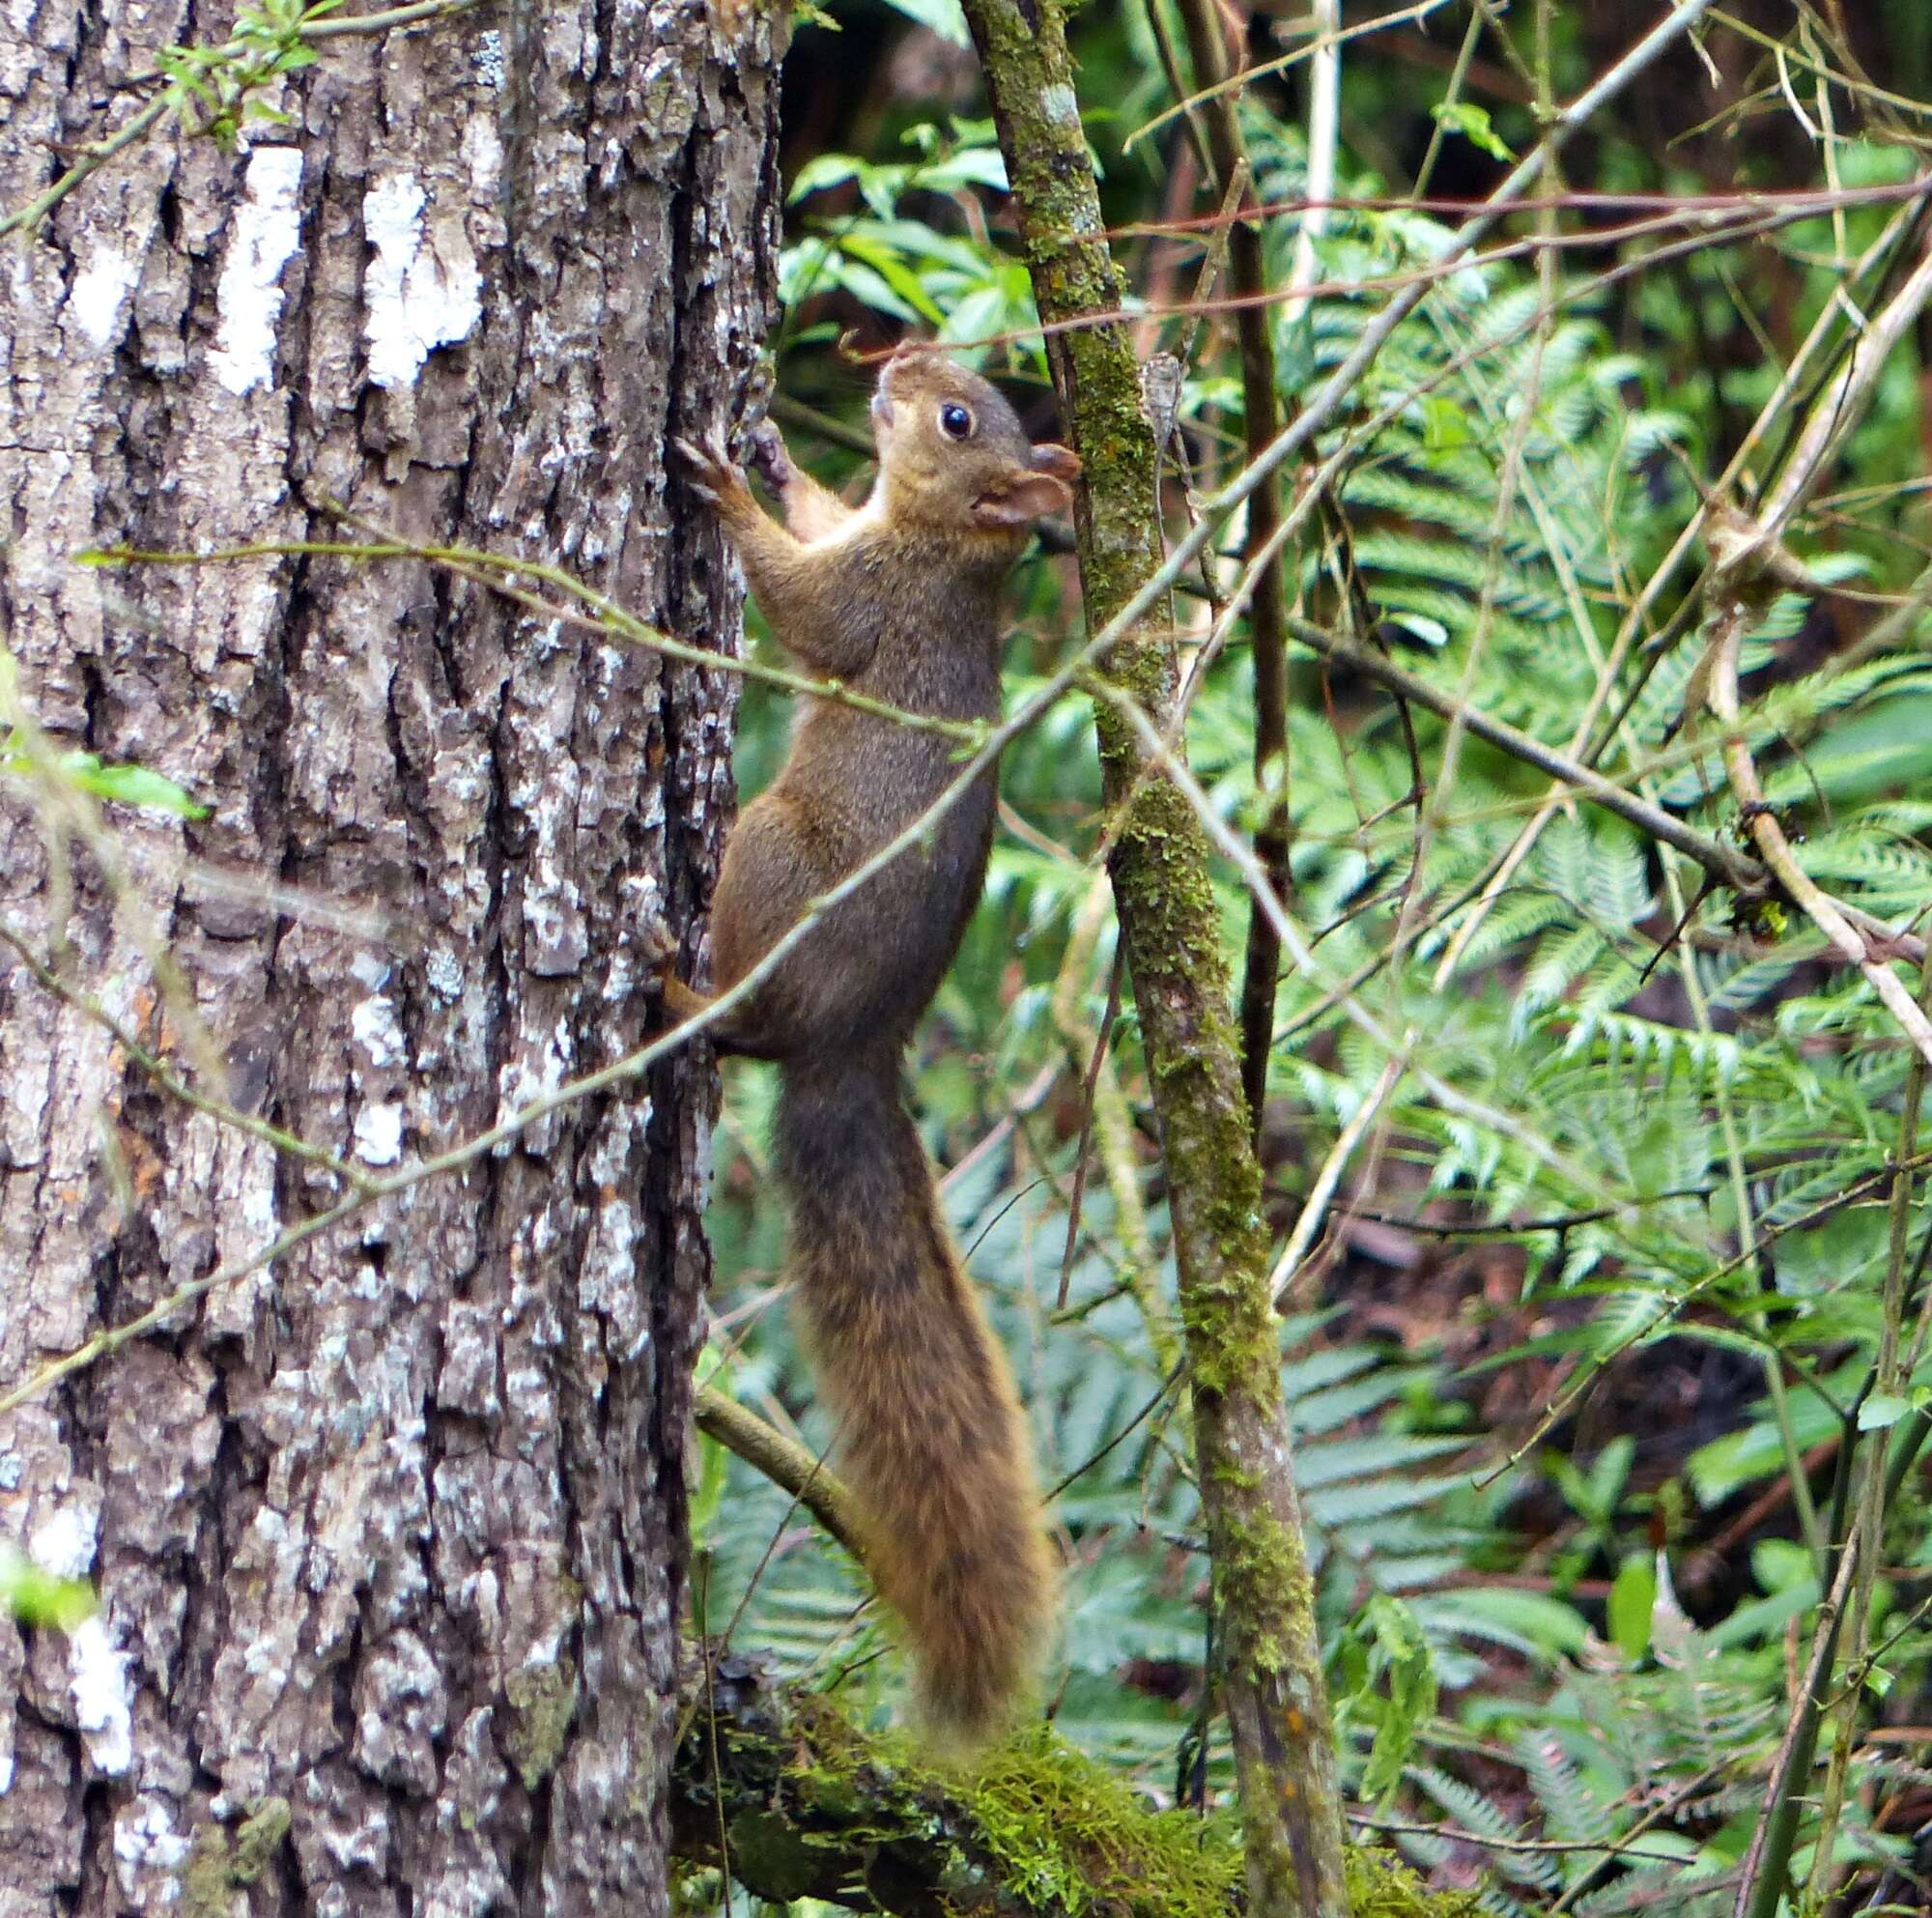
left=959, top=3, right=1350, bottom=1911
left=0, top=2, right=780, bottom=1912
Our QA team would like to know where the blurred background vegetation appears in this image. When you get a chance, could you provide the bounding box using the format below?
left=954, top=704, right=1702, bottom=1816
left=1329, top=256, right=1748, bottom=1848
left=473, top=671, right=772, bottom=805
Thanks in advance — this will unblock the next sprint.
left=690, top=3, right=1932, bottom=1911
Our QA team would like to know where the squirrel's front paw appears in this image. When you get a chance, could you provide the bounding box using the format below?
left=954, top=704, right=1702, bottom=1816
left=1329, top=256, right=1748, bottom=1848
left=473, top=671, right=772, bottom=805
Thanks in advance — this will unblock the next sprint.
left=745, top=419, right=796, bottom=497
left=674, top=424, right=750, bottom=507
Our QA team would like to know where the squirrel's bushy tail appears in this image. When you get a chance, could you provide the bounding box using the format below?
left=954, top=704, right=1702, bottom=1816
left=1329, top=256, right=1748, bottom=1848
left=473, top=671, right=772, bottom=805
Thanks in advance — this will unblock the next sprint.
left=774, top=1050, right=1053, bottom=1744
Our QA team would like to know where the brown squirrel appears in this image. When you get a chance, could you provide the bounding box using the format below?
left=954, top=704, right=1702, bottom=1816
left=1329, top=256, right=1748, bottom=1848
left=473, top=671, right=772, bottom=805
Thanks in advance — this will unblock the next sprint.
left=670, top=346, right=1081, bottom=1742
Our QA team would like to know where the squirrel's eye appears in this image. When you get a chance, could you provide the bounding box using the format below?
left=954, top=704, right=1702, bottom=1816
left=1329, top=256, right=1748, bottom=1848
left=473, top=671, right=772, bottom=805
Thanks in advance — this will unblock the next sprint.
left=939, top=402, right=974, bottom=440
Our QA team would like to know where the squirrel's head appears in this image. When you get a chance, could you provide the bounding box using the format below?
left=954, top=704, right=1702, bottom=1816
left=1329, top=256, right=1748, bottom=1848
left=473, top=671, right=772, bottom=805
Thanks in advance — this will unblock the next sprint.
left=869, top=346, right=1081, bottom=544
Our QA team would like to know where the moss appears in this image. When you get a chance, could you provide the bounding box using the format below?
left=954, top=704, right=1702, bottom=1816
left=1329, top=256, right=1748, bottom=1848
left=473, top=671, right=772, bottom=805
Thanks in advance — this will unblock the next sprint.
left=724, top=1807, right=845, bottom=1903
left=1114, top=782, right=1230, bottom=987
left=675, top=1656, right=1489, bottom=1916
left=689, top=1672, right=1247, bottom=1915
left=504, top=1657, right=579, bottom=1790
left=181, top=1832, right=236, bottom=1918
left=1215, top=1504, right=1318, bottom=1676
left=231, top=1797, right=292, bottom=1879
left=180, top=1797, right=293, bottom=1917
left=961, top=1722, right=1243, bottom=1918
left=1346, top=1846, right=1487, bottom=1918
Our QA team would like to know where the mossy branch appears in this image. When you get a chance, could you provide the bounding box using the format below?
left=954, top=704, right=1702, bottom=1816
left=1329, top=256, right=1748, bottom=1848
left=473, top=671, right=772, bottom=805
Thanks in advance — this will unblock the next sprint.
left=957, top=2, right=1348, bottom=1910
left=668, top=1648, right=1480, bottom=1918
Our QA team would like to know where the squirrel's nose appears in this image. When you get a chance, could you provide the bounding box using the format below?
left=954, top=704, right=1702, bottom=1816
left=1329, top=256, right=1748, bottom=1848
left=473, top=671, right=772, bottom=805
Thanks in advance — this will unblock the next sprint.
left=871, top=338, right=922, bottom=428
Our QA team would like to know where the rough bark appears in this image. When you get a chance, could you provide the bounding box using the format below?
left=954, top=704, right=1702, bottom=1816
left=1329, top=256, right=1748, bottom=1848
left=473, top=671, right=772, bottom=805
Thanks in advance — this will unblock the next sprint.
left=0, top=1, right=781, bottom=1912
left=957, top=3, right=1350, bottom=1914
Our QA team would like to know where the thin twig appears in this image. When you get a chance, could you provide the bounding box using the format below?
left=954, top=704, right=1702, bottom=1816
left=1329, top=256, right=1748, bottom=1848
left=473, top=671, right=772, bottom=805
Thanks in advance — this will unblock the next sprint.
left=1170, top=0, right=1296, bottom=1151
left=1267, top=1058, right=1402, bottom=1309
left=1055, top=940, right=1126, bottom=1313
left=694, top=1385, right=867, bottom=1566
left=87, top=534, right=985, bottom=746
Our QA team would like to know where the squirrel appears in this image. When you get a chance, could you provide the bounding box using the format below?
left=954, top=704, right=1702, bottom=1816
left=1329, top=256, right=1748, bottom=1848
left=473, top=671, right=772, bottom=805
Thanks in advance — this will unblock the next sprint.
left=669, top=345, right=1082, bottom=1743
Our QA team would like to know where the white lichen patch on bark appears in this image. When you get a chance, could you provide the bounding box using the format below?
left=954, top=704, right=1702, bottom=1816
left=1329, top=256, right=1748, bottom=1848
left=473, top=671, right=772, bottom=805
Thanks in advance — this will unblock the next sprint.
left=494, top=1018, right=576, bottom=1140
left=353, top=1101, right=406, bottom=1164
left=352, top=992, right=409, bottom=1068
left=68, top=1617, right=134, bottom=1776
left=65, top=247, right=139, bottom=351
left=208, top=146, right=305, bottom=395
left=462, top=112, right=504, bottom=200
left=362, top=172, right=483, bottom=390
left=423, top=949, right=466, bottom=1001
left=238, top=1162, right=281, bottom=1239
left=28, top=1503, right=93, bottom=1579
left=111, top=1796, right=190, bottom=1881
left=471, top=27, right=505, bottom=89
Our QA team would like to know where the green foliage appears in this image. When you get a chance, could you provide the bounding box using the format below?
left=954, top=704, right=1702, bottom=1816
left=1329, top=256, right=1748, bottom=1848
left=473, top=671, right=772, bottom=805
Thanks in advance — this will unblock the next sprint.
left=149, top=0, right=353, bottom=153
left=0, top=1546, right=95, bottom=1632
left=2, top=648, right=209, bottom=817
left=706, top=12, right=1932, bottom=1915
left=1343, top=1595, right=1439, bottom=1800
left=782, top=121, right=1039, bottom=360
left=30, top=752, right=210, bottom=819
left=1430, top=102, right=1515, bottom=164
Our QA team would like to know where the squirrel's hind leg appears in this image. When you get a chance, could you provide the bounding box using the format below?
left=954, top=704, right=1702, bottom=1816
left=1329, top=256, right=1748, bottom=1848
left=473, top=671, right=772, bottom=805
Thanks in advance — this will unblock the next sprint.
left=656, top=972, right=759, bottom=1057
left=660, top=975, right=715, bottom=1026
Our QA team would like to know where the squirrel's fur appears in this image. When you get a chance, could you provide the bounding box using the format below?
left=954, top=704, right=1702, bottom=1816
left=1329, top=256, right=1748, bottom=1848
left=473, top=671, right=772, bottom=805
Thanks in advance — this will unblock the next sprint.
left=776, top=1051, right=1048, bottom=1735
left=671, top=348, right=1079, bottom=1742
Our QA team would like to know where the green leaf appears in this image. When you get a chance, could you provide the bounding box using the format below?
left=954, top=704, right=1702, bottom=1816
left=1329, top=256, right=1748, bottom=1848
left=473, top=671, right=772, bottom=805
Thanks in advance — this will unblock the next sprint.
left=62, top=755, right=211, bottom=818
left=1419, top=1587, right=1591, bottom=1659
left=1586, top=1435, right=1635, bottom=1518
left=1358, top=1595, right=1438, bottom=1799
left=1419, top=395, right=1473, bottom=450
left=1429, top=101, right=1515, bottom=162
left=919, top=145, right=1009, bottom=195
left=788, top=154, right=865, bottom=204
left=1857, top=1390, right=1910, bottom=1431
left=0, top=1549, right=96, bottom=1632
left=1608, top=1554, right=1657, bottom=1661
left=836, top=235, right=947, bottom=323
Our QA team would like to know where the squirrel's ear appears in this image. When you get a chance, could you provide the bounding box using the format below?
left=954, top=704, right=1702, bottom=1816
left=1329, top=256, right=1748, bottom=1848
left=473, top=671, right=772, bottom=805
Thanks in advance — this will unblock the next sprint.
left=1029, top=443, right=1082, bottom=483
left=976, top=471, right=1073, bottom=527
